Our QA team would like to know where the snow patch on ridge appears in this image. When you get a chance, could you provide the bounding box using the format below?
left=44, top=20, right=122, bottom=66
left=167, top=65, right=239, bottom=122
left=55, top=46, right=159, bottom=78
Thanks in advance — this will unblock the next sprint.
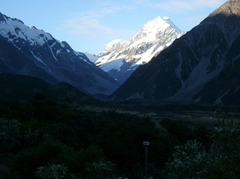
left=0, top=15, right=53, bottom=46
left=49, top=42, right=58, bottom=61
left=96, top=16, right=184, bottom=84
left=103, top=39, right=126, bottom=52
left=100, top=58, right=125, bottom=72
left=30, top=51, right=48, bottom=68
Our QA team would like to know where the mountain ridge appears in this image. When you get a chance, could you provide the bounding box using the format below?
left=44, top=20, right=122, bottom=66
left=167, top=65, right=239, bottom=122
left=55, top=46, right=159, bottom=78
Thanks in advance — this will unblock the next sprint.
left=209, top=0, right=240, bottom=17
left=0, top=12, right=119, bottom=95
left=95, top=16, right=184, bottom=84
left=0, top=73, right=97, bottom=105
left=111, top=0, right=240, bottom=106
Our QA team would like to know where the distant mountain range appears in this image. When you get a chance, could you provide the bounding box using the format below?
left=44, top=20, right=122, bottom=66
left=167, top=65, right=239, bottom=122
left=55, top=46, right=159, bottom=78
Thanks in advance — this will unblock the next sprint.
left=0, top=12, right=118, bottom=95
left=112, top=0, right=240, bottom=106
left=1, top=0, right=240, bottom=106
left=95, top=17, right=184, bottom=84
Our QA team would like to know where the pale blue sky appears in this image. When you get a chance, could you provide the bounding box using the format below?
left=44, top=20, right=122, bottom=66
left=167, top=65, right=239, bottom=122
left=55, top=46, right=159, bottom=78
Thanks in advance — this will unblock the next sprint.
left=1, top=0, right=225, bottom=54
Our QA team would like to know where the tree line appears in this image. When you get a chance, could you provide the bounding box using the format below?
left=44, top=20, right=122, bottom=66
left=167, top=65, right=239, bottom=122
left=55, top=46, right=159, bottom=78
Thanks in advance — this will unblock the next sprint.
left=0, top=95, right=239, bottom=178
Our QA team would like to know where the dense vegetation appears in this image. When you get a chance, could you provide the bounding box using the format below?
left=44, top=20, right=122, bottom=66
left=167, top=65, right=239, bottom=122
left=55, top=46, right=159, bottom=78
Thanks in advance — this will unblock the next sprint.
left=0, top=74, right=240, bottom=178
left=0, top=74, right=94, bottom=104
left=0, top=93, right=239, bottom=179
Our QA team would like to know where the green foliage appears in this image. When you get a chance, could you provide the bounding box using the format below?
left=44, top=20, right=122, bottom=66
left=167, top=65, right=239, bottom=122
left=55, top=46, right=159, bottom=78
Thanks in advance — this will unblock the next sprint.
left=23, top=129, right=40, bottom=147
left=86, top=160, right=116, bottom=179
left=203, top=126, right=240, bottom=178
left=0, top=74, right=93, bottom=105
left=0, top=96, right=239, bottom=178
left=163, top=124, right=240, bottom=178
left=35, top=163, right=69, bottom=179
left=0, top=98, right=175, bottom=178
left=0, top=118, right=20, bottom=140
left=0, top=118, right=21, bottom=153
left=10, top=135, right=74, bottom=178
left=163, top=140, right=207, bottom=178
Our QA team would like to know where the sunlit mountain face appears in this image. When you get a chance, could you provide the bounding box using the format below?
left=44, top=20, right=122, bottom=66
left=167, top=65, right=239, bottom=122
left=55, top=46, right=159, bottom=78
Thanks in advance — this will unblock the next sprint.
left=95, top=16, right=184, bottom=84
left=112, top=0, right=240, bottom=106
left=0, top=12, right=119, bottom=95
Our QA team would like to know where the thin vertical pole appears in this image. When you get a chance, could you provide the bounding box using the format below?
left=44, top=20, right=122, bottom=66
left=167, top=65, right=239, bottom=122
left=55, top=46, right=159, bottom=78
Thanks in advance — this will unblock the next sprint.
left=143, top=141, right=150, bottom=178
left=145, top=145, right=148, bottom=178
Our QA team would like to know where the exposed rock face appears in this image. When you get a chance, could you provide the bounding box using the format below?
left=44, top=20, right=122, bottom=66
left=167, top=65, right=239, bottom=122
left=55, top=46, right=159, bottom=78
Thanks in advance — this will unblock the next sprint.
left=96, top=17, right=184, bottom=84
left=209, top=0, right=240, bottom=16
left=111, top=0, right=240, bottom=106
left=0, top=12, right=118, bottom=95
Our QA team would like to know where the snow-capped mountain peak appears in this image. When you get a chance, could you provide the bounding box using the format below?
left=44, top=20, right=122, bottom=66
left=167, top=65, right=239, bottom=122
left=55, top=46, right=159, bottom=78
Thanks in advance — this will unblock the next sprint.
left=99, top=39, right=126, bottom=57
left=111, top=0, right=240, bottom=105
left=142, top=16, right=172, bottom=33
left=0, top=12, right=119, bottom=95
left=162, top=17, right=181, bottom=32
left=96, top=16, right=184, bottom=84
left=0, top=13, right=53, bottom=47
left=105, top=39, right=126, bottom=51
left=128, top=16, right=182, bottom=52
left=131, top=17, right=181, bottom=42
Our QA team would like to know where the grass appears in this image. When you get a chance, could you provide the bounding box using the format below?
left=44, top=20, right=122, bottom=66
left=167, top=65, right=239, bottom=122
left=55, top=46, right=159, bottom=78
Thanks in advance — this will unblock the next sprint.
left=80, top=101, right=240, bottom=129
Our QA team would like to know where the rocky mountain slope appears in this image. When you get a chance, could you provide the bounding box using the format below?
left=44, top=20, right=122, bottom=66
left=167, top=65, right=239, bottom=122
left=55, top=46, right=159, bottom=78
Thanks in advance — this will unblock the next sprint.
left=96, top=17, right=184, bottom=84
left=0, top=12, right=118, bottom=95
left=112, top=0, right=240, bottom=106
left=0, top=73, right=95, bottom=104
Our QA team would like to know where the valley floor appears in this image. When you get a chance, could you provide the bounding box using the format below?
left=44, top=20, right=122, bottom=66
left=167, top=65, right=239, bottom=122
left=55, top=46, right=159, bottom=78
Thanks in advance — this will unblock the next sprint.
left=1, top=97, right=240, bottom=178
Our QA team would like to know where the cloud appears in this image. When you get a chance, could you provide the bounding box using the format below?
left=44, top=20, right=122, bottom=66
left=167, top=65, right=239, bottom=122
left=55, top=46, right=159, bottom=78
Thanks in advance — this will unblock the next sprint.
left=144, top=0, right=225, bottom=13
left=63, top=0, right=225, bottom=37
left=63, top=2, right=133, bottom=39
left=64, top=17, right=131, bottom=37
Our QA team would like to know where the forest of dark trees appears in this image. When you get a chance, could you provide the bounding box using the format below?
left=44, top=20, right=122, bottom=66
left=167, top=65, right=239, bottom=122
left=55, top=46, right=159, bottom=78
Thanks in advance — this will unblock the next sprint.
left=0, top=93, right=240, bottom=178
